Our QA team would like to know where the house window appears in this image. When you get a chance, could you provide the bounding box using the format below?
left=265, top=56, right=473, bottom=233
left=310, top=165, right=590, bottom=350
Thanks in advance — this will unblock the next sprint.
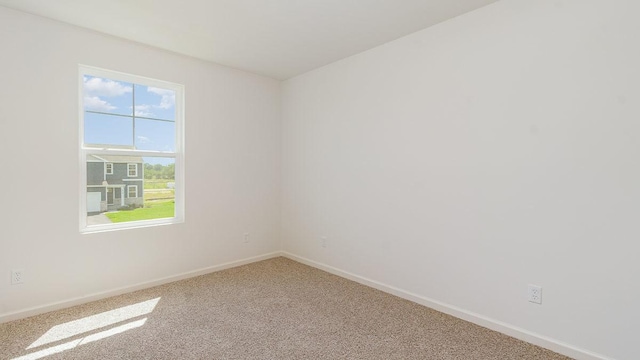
left=128, top=163, right=138, bottom=177
left=128, top=185, right=138, bottom=198
left=80, top=65, right=184, bottom=233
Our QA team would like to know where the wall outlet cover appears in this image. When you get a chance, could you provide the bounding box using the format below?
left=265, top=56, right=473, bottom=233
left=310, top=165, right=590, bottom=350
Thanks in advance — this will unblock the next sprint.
left=528, top=284, right=542, bottom=304
left=11, top=269, right=24, bottom=285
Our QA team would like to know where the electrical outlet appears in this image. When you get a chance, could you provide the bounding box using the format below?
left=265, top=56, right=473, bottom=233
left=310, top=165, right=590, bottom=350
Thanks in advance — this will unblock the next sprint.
left=321, top=237, right=327, bottom=248
left=11, top=269, right=24, bottom=285
left=528, top=284, right=542, bottom=304
left=244, top=233, right=250, bottom=243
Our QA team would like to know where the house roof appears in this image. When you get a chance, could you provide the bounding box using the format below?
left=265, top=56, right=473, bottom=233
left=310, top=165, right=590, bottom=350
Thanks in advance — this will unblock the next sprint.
left=88, top=155, right=144, bottom=163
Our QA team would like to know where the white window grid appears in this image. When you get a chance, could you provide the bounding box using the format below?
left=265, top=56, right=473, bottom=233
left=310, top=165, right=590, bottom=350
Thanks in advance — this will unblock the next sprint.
left=128, top=185, right=138, bottom=198
left=79, top=65, right=184, bottom=233
left=128, top=163, right=138, bottom=177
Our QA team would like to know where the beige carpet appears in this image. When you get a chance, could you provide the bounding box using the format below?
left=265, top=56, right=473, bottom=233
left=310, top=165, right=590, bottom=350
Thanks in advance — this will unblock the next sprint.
left=0, top=257, right=571, bottom=360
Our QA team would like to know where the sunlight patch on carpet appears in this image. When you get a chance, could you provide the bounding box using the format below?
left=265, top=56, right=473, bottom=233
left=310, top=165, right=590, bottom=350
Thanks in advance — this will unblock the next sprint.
left=27, top=297, right=160, bottom=349
left=12, top=318, right=148, bottom=360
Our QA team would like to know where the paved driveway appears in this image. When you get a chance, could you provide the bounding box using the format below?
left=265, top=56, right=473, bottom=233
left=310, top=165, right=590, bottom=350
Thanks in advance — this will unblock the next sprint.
left=87, top=213, right=112, bottom=225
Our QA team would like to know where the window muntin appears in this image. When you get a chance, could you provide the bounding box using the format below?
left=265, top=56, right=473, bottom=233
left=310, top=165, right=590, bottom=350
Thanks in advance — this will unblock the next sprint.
left=83, top=74, right=176, bottom=149
left=80, top=65, right=183, bottom=233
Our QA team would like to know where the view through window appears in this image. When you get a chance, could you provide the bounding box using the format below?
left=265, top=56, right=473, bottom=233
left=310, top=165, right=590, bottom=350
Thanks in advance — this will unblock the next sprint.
left=80, top=66, right=183, bottom=232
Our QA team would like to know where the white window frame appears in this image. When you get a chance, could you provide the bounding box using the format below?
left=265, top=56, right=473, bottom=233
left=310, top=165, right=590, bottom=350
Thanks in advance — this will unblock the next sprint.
left=106, top=163, right=113, bottom=175
left=128, top=185, right=138, bottom=198
left=79, top=65, right=185, bottom=233
left=127, top=163, right=138, bottom=177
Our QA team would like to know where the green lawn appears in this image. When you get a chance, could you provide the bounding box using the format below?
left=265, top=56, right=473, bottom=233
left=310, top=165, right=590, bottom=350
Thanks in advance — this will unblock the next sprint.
left=105, top=201, right=174, bottom=223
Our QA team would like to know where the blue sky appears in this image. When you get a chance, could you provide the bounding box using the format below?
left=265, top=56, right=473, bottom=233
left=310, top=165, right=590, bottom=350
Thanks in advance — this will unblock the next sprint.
left=83, top=76, right=176, bottom=165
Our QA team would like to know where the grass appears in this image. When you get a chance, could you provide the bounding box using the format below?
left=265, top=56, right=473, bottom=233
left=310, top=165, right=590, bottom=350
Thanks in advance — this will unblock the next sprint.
left=144, top=189, right=174, bottom=201
left=105, top=201, right=174, bottom=223
left=144, top=179, right=174, bottom=189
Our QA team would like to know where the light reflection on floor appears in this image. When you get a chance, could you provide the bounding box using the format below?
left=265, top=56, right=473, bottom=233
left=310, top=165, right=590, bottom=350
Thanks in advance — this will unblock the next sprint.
left=11, top=297, right=160, bottom=360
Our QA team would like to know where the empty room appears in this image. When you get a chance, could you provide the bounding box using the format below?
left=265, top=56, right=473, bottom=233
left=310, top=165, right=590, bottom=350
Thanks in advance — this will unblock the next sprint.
left=0, top=1, right=636, bottom=359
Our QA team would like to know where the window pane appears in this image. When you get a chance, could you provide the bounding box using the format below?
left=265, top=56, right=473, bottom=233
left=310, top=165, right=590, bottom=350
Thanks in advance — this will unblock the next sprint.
left=134, top=84, right=175, bottom=121
left=86, top=156, right=175, bottom=225
left=135, top=118, right=175, bottom=151
left=84, top=112, right=133, bottom=147
left=80, top=66, right=183, bottom=232
left=83, top=75, right=133, bottom=117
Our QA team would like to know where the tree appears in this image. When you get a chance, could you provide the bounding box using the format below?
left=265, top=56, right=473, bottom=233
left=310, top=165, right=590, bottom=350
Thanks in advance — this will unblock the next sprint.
left=144, top=162, right=174, bottom=179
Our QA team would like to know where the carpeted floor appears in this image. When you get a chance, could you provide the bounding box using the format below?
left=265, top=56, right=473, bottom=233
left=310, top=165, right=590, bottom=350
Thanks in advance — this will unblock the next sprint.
left=0, top=257, right=571, bottom=359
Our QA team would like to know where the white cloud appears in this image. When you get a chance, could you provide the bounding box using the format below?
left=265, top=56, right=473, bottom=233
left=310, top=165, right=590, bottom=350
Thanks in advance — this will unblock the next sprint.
left=148, top=87, right=175, bottom=109
left=132, top=104, right=154, bottom=117
left=136, top=136, right=151, bottom=144
left=84, top=77, right=132, bottom=97
left=84, top=96, right=116, bottom=111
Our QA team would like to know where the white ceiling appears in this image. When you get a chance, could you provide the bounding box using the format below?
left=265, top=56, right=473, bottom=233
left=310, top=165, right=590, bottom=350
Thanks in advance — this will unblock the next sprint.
left=0, top=0, right=498, bottom=79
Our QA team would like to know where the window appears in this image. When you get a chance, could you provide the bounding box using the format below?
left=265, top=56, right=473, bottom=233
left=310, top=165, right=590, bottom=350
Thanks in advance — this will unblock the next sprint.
left=128, top=163, right=138, bottom=177
left=80, top=65, right=184, bottom=232
left=128, top=185, right=138, bottom=198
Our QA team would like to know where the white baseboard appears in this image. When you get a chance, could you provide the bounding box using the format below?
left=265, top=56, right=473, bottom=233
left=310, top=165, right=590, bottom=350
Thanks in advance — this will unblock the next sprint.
left=282, top=252, right=613, bottom=360
left=0, top=251, right=282, bottom=324
left=0, top=251, right=615, bottom=360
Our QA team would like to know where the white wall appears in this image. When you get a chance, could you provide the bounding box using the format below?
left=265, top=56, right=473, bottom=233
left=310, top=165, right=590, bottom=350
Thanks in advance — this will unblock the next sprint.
left=2, top=1, right=638, bottom=359
left=0, top=6, right=281, bottom=318
left=282, top=1, right=639, bottom=359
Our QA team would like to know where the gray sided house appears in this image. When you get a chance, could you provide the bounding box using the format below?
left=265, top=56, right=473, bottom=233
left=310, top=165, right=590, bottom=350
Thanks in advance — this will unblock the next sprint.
left=87, top=155, right=144, bottom=213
